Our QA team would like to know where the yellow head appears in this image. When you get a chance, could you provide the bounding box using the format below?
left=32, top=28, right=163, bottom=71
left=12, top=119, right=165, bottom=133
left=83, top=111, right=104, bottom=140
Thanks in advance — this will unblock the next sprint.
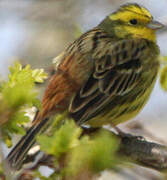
left=99, top=3, right=164, bottom=42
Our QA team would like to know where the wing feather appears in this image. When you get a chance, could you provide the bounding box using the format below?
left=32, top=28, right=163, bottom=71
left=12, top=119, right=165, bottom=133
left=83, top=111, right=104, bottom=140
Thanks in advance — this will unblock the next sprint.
left=69, top=38, right=150, bottom=124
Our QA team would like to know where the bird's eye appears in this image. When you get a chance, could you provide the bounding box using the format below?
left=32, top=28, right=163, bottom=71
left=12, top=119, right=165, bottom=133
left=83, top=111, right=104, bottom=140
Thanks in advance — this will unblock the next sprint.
left=129, top=19, right=138, bottom=25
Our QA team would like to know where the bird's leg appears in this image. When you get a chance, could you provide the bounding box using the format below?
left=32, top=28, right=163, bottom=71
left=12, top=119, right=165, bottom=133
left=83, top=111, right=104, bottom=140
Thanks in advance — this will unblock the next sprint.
left=81, top=126, right=100, bottom=136
left=112, top=124, right=131, bottom=137
left=111, top=123, right=145, bottom=141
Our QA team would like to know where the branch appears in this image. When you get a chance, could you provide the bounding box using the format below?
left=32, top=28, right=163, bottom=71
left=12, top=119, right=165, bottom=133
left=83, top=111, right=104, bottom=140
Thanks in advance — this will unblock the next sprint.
left=119, top=134, right=167, bottom=171
left=10, top=128, right=167, bottom=179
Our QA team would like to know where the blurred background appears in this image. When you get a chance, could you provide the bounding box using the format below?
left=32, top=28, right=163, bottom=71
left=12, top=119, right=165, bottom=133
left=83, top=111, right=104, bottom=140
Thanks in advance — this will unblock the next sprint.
left=1, top=0, right=167, bottom=179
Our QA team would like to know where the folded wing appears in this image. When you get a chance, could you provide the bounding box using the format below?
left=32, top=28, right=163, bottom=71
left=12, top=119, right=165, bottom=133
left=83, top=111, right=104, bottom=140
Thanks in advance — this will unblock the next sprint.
left=69, top=38, right=150, bottom=124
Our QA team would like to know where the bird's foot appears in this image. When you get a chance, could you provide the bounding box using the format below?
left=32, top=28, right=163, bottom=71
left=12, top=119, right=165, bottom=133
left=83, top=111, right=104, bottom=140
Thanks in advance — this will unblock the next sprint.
left=112, top=125, right=145, bottom=141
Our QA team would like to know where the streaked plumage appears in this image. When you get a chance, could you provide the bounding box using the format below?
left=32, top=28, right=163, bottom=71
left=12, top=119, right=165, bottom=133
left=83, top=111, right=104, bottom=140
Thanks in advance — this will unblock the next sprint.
left=6, top=3, right=163, bottom=170
left=69, top=35, right=159, bottom=126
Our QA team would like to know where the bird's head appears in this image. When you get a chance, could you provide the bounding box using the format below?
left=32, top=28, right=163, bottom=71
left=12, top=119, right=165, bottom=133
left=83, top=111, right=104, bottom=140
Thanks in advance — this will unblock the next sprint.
left=99, top=3, right=164, bottom=42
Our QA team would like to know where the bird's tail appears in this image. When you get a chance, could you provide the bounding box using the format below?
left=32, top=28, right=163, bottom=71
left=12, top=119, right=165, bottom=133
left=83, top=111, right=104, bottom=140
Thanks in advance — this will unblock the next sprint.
left=6, top=112, right=51, bottom=170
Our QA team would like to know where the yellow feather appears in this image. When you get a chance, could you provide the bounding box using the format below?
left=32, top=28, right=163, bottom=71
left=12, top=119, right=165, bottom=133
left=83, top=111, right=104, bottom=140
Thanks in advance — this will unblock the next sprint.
left=123, top=26, right=156, bottom=42
left=109, top=11, right=151, bottom=23
left=120, top=4, right=152, bottom=18
left=109, top=4, right=156, bottom=42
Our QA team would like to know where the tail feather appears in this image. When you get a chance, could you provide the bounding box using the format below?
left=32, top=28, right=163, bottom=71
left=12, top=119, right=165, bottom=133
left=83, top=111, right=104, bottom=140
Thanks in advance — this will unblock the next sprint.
left=6, top=117, right=50, bottom=170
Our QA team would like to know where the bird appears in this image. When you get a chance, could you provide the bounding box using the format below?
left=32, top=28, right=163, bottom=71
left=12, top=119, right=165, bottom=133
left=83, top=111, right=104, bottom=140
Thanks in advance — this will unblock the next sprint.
left=6, top=3, right=164, bottom=170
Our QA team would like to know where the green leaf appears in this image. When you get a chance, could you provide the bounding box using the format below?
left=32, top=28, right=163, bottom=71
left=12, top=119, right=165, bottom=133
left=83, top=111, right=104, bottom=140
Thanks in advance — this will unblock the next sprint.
left=159, top=56, right=167, bottom=64
left=38, top=119, right=82, bottom=158
left=2, top=111, right=29, bottom=147
left=9, top=61, right=22, bottom=75
left=2, top=83, right=37, bottom=108
left=66, top=130, right=119, bottom=176
left=32, top=69, right=48, bottom=83
left=38, top=115, right=119, bottom=178
left=160, top=65, right=167, bottom=91
left=0, top=61, right=48, bottom=146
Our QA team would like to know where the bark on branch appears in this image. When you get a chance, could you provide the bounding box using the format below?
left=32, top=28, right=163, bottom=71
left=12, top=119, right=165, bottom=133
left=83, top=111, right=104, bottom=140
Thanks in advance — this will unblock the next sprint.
left=119, top=133, right=167, bottom=171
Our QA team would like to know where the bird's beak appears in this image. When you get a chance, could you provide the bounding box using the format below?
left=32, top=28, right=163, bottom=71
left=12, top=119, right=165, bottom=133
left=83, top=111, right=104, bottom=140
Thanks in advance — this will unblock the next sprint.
left=147, top=20, right=165, bottom=30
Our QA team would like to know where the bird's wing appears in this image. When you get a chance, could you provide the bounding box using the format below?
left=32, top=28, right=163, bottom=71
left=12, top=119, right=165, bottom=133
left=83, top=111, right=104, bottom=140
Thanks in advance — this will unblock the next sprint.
left=69, top=38, right=151, bottom=124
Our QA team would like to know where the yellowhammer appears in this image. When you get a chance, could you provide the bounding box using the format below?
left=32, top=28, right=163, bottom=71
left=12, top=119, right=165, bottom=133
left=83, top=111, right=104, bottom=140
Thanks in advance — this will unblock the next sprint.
left=7, top=3, right=164, bottom=170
